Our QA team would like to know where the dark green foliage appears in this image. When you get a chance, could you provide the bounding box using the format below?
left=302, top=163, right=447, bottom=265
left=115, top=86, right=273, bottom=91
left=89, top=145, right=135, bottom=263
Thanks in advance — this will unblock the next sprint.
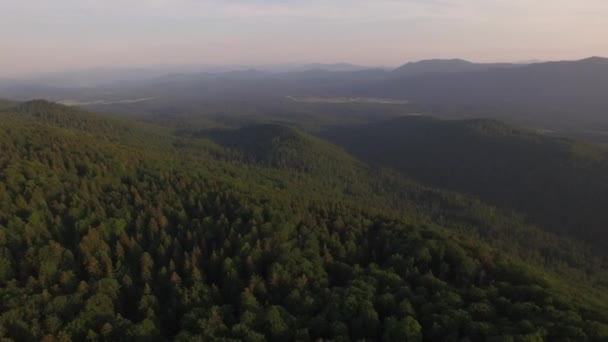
left=186, top=123, right=360, bottom=174
left=322, top=116, right=608, bottom=253
left=0, top=101, right=606, bottom=340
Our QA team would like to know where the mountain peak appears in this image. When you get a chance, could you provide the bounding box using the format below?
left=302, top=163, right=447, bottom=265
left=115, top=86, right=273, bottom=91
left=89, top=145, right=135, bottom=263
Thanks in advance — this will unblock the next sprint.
left=395, top=58, right=472, bottom=70
left=392, top=58, right=515, bottom=76
left=579, top=56, right=608, bottom=63
left=199, top=123, right=357, bottom=172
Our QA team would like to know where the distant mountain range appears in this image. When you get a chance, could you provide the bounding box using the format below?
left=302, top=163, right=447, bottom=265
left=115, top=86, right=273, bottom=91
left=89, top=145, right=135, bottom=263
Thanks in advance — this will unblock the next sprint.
left=362, top=56, right=608, bottom=130
left=0, top=63, right=376, bottom=88
left=2, top=56, right=608, bottom=138
left=392, top=58, right=520, bottom=76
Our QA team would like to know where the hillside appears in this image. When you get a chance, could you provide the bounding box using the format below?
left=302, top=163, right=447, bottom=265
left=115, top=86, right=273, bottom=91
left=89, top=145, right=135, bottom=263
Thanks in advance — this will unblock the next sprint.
left=392, top=59, right=518, bottom=77
left=321, top=116, right=608, bottom=253
left=184, top=124, right=363, bottom=174
left=363, top=57, right=608, bottom=132
left=0, top=101, right=607, bottom=340
left=4, top=57, right=608, bottom=142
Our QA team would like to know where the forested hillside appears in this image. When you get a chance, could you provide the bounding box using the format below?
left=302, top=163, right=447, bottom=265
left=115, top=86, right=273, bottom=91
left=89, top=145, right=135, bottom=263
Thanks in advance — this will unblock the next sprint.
left=0, top=101, right=607, bottom=340
left=322, top=116, right=608, bottom=253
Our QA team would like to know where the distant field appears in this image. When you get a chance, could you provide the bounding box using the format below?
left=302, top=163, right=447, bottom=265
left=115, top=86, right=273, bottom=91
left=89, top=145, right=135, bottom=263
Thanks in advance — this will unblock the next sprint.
left=286, top=95, right=407, bottom=104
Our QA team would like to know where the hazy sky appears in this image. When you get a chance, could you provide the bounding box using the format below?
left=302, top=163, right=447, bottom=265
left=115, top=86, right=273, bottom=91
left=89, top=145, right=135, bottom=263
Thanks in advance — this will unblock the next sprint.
left=1, top=0, right=607, bottom=76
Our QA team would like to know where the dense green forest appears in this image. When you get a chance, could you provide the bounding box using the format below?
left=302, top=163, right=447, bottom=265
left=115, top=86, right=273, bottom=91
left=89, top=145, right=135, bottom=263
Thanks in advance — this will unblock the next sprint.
left=322, top=116, right=608, bottom=254
left=0, top=100, right=607, bottom=340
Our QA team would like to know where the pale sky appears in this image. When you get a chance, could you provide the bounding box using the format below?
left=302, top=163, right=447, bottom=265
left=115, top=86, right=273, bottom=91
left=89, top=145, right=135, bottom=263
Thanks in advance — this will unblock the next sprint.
left=1, top=0, right=607, bottom=76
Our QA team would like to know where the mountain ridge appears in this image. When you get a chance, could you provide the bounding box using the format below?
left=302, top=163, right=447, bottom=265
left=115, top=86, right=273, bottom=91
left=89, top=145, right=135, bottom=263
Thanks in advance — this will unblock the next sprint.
left=392, top=58, right=520, bottom=76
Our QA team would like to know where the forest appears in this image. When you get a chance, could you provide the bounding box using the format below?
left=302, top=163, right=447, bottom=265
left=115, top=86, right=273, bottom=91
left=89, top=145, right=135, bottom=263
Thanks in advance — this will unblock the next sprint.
left=321, top=116, right=608, bottom=253
left=0, top=100, right=607, bottom=341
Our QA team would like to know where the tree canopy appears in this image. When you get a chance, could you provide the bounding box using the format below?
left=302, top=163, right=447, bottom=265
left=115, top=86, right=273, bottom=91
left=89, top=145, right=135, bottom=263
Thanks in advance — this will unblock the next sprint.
left=0, top=101, right=606, bottom=340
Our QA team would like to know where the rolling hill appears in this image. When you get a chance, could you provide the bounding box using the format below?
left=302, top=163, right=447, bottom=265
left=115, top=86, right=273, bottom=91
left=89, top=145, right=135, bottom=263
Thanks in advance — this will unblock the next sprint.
left=321, top=115, right=608, bottom=253
left=0, top=101, right=607, bottom=340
